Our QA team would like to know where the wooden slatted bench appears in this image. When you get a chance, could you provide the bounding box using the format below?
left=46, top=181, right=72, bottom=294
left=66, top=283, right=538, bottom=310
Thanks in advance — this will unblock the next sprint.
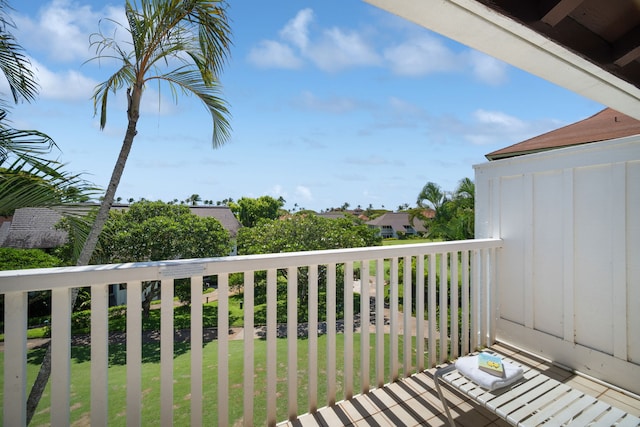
left=434, top=352, right=640, bottom=426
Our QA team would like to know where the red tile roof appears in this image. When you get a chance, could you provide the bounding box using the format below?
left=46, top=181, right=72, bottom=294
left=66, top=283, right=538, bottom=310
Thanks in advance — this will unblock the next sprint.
left=485, top=108, right=640, bottom=160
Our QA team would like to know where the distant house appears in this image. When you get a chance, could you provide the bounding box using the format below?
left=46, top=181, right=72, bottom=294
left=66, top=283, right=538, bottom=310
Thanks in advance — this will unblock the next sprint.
left=180, top=205, right=242, bottom=240
left=366, top=212, right=431, bottom=238
left=0, top=207, right=69, bottom=249
left=486, top=108, right=640, bottom=160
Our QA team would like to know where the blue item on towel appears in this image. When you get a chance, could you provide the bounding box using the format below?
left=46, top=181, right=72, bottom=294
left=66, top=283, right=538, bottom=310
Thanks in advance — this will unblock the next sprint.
left=454, top=354, right=524, bottom=391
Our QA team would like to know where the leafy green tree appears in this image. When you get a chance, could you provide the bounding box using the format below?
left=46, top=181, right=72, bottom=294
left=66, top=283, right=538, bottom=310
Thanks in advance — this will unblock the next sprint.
left=237, top=214, right=381, bottom=322
left=229, top=195, right=285, bottom=227
left=77, top=0, right=232, bottom=267
left=93, top=201, right=232, bottom=316
left=0, top=247, right=62, bottom=270
left=0, top=248, right=63, bottom=329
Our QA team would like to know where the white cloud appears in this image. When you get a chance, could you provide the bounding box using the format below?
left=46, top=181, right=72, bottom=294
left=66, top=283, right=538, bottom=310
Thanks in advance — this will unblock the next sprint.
left=473, top=109, right=526, bottom=129
left=268, top=184, right=288, bottom=199
left=14, top=0, right=124, bottom=64
left=467, top=51, right=508, bottom=86
left=247, top=8, right=379, bottom=72
left=29, top=58, right=97, bottom=101
left=383, top=35, right=509, bottom=85
left=384, top=36, right=460, bottom=76
left=247, top=40, right=303, bottom=69
left=295, top=185, right=313, bottom=201
left=463, top=109, right=558, bottom=145
left=308, top=28, right=380, bottom=72
left=279, top=8, right=313, bottom=50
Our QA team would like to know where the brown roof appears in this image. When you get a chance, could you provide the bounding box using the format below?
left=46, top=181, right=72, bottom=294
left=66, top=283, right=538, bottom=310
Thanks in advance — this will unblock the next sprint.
left=186, top=206, right=242, bottom=237
left=1, top=207, right=67, bottom=249
left=486, top=108, right=640, bottom=160
left=366, top=212, right=427, bottom=233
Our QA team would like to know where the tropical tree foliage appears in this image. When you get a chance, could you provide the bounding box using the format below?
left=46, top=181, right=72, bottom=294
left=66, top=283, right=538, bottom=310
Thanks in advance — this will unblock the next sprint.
left=0, top=248, right=64, bottom=320
left=419, top=178, right=475, bottom=240
left=77, top=0, right=232, bottom=267
left=92, top=200, right=232, bottom=316
left=237, top=214, right=381, bottom=322
left=229, top=195, right=285, bottom=227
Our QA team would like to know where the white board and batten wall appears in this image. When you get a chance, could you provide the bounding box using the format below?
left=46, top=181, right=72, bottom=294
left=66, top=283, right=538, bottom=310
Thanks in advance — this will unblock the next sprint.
left=474, top=135, right=640, bottom=395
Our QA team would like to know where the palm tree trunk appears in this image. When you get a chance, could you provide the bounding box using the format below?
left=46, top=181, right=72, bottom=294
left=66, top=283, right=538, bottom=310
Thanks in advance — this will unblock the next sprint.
left=26, top=86, right=142, bottom=424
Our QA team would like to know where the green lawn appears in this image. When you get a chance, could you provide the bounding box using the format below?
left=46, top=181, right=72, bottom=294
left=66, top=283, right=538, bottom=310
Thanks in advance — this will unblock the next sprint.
left=382, top=237, right=436, bottom=246
left=1, top=333, right=419, bottom=426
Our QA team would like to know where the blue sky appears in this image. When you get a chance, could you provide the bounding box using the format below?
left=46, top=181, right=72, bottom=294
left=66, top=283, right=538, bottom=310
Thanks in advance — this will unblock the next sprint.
left=8, top=0, right=602, bottom=212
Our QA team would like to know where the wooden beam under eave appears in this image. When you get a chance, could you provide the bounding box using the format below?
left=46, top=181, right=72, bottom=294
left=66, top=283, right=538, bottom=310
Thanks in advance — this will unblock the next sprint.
left=614, top=26, right=640, bottom=67
left=541, top=0, right=585, bottom=27
left=615, top=46, right=640, bottom=67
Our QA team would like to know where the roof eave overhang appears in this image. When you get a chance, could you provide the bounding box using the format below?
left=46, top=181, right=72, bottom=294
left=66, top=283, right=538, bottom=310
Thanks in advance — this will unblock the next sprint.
left=364, top=0, right=640, bottom=120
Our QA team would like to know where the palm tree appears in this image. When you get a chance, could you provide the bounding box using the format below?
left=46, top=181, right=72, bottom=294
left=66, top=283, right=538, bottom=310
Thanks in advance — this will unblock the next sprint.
left=455, top=177, right=475, bottom=200
left=417, top=181, right=446, bottom=211
left=187, top=193, right=202, bottom=205
left=26, top=1, right=233, bottom=422
left=76, top=0, right=232, bottom=266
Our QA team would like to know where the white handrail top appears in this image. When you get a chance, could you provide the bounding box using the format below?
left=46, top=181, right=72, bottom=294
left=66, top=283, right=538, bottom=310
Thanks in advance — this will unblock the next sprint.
left=0, top=238, right=502, bottom=292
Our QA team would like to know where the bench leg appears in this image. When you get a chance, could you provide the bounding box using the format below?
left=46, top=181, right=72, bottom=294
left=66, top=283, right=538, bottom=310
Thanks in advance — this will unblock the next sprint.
left=434, top=365, right=457, bottom=427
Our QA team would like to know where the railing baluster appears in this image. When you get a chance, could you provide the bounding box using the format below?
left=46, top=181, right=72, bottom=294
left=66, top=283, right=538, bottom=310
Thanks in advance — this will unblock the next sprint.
left=326, top=263, right=337, bottom=406
left=489, top=248, right=498, bottom=345
left=51, top=287, right=71, bottom=426
left=451, top=252, right=459, bottom=360
left=218, top=273, right=229, bottom=426
left=375, top=258, right=385, bottom=387
left=439, top=253, right=448, bottom=363
left=266, top=269, right=277, bottom=427
left=461, top=250, right=470, bottom=356
left=480, top=249, right=489, bottom=347
left=403, top=256, right=412, bottom=376
left=344, top=261, right=354, bottom=399
left=308, top=265, right=319, bottom=413
left=287, top=267, right=298, bottom=421
left=416, top=255, right=425, bottom=372
left=360, top=260, right=370, bottom=394
left=428, top=254, right=437, bottom=368
left=190, top=276, right=203, bottom=426
left=471, top=250, right=479, bottom=351
left=91, top=284, right=110, bottom=427
left=127, top=281, right=143, bottom=427
left=3, top=291, right=27, bottom=427
left=243, top=271, right=255, bottom=427
left=390, top=257, right=399, bottom=381
left=161, top=280, right=174, bottom=427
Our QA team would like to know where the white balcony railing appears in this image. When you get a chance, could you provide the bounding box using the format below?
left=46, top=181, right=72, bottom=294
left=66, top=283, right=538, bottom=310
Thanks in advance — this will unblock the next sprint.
left=0, top=238, right=501, bottom=426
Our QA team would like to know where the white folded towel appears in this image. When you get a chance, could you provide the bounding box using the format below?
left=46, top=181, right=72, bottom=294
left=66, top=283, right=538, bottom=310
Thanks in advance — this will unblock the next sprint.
left=455, top=354, right=524, bottom=391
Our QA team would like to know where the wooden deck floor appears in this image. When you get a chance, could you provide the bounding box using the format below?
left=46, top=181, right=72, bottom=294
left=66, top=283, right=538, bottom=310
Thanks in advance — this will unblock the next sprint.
left=278, top=343, right=640, bottom=427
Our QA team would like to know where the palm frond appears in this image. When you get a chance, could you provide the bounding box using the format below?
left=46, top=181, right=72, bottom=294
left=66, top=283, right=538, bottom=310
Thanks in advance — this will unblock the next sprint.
left=0, top=122, right=57, bottom=165
left=0, top=0, right=38, bottom=102
left=153, top=68, right=231, bottom=147
left=92, top=63, right=137, bottom=129
left=0, top=160, right=100, bottom=216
